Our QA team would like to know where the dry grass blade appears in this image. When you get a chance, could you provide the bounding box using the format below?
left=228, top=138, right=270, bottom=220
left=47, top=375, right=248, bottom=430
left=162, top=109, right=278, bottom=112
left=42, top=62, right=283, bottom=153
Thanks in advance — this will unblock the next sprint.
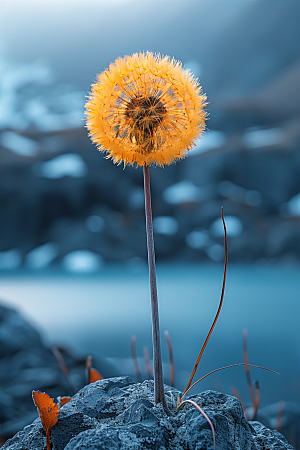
left=252, top=380, right=260, bottom=420
left=243, top=330, right=256, bottom=410
left=181, top=207, right=227, bottom=399
left=231, top=387, right=249, bottom=420
left=164, top=330, right=174, bottom=387
left=86, top=356, right=103, bottom=383
left=144, top=347, right=153, bottom=379
left=181, top=363, right=279, bottom=402
left=86, top=355, right=92, bottom=385
left=276, top=400, right=285, bottom=433
left=131, top=335, right=142, bottom=383
left=176, top=400, right=216, bottom=450
left=52, top=346, right=76, bottom=395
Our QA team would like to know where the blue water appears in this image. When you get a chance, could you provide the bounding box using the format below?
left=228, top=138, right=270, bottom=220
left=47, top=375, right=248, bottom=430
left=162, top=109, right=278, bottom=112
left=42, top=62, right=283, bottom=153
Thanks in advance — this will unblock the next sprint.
left=0, top=263, right=299, bottom=406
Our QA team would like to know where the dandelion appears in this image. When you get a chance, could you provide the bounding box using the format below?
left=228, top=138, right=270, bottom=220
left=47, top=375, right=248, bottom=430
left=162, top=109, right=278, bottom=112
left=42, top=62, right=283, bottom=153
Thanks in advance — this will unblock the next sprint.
left=85, top=52, right=206, bottom=167
left=85, top=52, right=207, bottom=411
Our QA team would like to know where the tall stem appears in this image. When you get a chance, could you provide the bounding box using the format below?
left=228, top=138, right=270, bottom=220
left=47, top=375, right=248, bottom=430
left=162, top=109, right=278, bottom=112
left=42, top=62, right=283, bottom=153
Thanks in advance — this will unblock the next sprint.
left=143, top=164, right=168, bottom=411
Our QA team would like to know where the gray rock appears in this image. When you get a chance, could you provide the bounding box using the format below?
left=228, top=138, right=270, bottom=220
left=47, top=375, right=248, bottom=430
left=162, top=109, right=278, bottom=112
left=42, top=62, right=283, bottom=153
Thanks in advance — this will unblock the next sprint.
left=2, top=377, right=294, bottom=450
left=250, top=422, right=292, bottom=450
left=0, top=301, right=117, bottom=439
left=257, top=402, right=300, bottom=450
left=0, top=303, right=42, bottom=358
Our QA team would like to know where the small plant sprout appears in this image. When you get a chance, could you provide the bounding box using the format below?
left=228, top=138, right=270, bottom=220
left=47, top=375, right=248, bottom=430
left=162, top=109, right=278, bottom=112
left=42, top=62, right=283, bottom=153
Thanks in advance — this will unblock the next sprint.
left=32, top=391, right=59, bottom=450
left=85, top=52, right=207, bottom=410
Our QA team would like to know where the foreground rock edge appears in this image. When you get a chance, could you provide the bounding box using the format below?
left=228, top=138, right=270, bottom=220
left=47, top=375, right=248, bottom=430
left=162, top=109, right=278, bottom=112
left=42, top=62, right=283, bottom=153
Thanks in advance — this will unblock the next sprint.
left=2, top=376, right=293, bottom=450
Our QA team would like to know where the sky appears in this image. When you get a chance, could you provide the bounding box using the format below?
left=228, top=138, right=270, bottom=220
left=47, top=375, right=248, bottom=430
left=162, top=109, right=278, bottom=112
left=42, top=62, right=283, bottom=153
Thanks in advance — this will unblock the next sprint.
left=0, top=0, right=250, bottom=90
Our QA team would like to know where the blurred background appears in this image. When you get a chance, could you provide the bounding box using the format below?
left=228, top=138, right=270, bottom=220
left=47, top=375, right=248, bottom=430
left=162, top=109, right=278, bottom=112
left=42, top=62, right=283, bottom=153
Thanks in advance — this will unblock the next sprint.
left=0, top=0, right=300, bottom=445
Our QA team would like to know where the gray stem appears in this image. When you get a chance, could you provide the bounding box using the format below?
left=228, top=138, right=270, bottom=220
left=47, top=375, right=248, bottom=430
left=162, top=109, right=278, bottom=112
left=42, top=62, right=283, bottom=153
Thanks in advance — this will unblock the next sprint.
left=143, top=164, right=168, bottom=411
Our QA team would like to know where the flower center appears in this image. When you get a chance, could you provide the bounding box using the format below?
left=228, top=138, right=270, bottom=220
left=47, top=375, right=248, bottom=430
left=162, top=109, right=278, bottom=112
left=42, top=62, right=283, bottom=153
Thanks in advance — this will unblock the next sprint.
left=125, top=95, right=166, bottom=153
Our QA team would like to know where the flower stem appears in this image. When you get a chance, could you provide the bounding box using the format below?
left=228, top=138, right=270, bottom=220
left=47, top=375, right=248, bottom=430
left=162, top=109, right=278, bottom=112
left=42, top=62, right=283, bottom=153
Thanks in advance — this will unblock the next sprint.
left=143, top=164, right=168, bottom=411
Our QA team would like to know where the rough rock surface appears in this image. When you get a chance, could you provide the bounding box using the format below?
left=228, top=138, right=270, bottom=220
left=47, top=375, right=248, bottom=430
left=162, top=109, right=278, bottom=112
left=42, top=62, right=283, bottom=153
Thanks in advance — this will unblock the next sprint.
left=0, top=302, right=116, bottom=438
left=2, top=377, right=293, bottom=450
left=257, top=402, right=300, bottom=450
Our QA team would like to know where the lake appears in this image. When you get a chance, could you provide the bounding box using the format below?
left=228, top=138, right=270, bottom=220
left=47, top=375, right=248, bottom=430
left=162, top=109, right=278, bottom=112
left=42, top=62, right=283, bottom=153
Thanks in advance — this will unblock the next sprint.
left=0, top=263, right=299, bottom=407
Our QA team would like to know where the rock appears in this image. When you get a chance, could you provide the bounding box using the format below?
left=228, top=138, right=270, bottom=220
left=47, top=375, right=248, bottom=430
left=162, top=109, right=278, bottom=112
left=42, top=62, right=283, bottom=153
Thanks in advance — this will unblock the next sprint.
left=0, top=301, right=117, bottom=439
left=0, top=303, right=42, bottom=358
left=2, top=377, right=293, bottom=449
left=257, top=401, right=300, bottom=450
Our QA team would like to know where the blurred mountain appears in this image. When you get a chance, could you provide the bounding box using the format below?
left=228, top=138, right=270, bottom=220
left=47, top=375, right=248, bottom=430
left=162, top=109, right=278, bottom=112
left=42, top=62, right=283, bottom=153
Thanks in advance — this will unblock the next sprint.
left=261, top=59, right=300, bottom=116
left=201, top=0, right=300, bottom=106
left=220, top=58, right=300, bottom=131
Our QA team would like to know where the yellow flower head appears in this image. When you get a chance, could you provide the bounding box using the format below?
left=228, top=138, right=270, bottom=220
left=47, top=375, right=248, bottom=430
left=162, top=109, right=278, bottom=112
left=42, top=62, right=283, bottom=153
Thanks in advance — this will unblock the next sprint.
left=85, top=52, right=207, bottom=167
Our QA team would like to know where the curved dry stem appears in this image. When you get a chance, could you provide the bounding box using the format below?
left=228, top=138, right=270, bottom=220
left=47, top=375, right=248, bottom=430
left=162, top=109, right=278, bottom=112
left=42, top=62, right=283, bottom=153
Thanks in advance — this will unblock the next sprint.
left=181, top=363, right=279, bottom=402
left=181, top=207, right=227, bottom=399
left=176, top=400, right=216, bottom=450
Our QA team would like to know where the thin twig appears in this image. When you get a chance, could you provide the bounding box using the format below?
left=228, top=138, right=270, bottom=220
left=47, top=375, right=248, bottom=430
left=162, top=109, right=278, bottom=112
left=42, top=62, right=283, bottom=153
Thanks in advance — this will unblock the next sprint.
left=143, top=164, right=168, bottom=412
left=131, top=336, right=142, bottom=383
left=181, top=207, right=228, bottom=399
left=52, top=346, right=76, bottom=395
left=176, top=400, right=216, bottom=450
left=164, top=330, right=175, bottom=387
left=144, top=347, right=153, bottom=379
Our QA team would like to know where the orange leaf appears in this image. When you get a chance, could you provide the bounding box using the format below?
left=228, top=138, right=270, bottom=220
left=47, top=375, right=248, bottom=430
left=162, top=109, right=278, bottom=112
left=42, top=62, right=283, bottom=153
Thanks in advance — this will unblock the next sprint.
left=90, top=368, right=103, bottom=383
left=32, top=391, right=59, bottom=450
left=86, top=355, right=103, bottom=383
left=60, top=396, right=72, bottom=407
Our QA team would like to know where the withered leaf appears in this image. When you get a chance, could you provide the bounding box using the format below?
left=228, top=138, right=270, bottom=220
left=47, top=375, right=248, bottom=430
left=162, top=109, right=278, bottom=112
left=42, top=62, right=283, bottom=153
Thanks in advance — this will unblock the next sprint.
left=90, top=368, right=103, bottom=383
left=32, top=390, right=59, bottom=450
left=86, top=355, right=103, bottom=383
left=59, top=396, right=72, bottom=407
